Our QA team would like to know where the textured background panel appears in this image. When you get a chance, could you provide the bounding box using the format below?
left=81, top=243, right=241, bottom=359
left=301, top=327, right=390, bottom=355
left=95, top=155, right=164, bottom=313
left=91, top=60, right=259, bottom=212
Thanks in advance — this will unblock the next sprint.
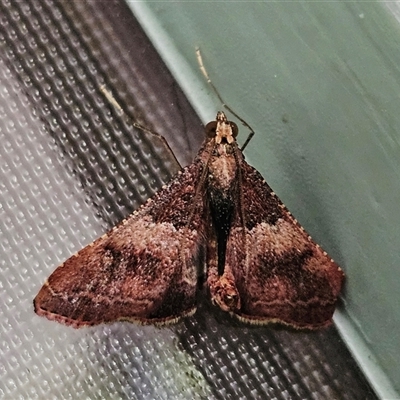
left=0, top=1, right=376, bottom=399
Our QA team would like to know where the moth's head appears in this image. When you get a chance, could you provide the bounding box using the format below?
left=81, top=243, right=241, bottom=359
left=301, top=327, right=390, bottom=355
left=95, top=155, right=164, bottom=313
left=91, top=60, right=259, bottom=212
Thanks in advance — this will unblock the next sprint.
left=205, top=111, right=238, bottom=144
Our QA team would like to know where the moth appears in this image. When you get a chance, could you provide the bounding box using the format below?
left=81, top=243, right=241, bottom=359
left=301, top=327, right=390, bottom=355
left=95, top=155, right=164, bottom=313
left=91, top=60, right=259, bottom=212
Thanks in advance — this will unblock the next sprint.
left=34, top=111, right=344, bottom=329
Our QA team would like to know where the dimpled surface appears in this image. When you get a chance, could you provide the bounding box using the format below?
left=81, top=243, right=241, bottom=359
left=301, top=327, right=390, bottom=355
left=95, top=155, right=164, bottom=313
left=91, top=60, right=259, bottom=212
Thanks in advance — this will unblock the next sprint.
left=0, top=1, right=376, bottom=399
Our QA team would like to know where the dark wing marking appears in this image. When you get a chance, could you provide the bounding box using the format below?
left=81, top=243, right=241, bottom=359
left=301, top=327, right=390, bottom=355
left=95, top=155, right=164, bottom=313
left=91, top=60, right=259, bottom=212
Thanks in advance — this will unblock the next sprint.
left=34, top=161, right=206, bottom=328
left=225, top=159, right=344, bottom=329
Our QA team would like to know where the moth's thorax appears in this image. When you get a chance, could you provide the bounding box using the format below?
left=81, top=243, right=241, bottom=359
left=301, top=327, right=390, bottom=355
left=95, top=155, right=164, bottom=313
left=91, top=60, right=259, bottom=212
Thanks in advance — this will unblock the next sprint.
left=207, top=143, right=237, bottom=191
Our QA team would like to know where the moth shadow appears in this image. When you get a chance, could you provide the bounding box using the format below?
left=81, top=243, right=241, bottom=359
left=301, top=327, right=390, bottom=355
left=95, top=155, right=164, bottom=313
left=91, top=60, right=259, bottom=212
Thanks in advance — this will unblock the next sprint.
left=185, top=295, right=316, bottom=334
left=171, top=298, right=361, bottom=400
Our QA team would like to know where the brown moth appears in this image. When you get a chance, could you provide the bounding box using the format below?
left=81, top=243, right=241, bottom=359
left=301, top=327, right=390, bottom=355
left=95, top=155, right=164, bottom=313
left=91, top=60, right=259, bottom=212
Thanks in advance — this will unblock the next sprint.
left=34, top=112, right=344, bottom=329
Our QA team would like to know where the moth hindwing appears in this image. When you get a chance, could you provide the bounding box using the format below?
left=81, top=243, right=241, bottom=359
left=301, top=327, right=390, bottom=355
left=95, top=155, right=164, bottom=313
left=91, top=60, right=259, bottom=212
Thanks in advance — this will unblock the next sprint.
left=34, top=112, right=344, bottom=329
